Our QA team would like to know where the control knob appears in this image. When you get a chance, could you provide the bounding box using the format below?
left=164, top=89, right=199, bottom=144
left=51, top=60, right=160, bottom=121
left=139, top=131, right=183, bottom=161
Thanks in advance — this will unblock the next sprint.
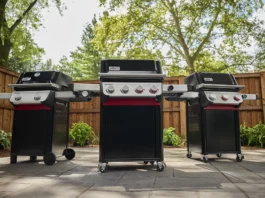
left=208, top=94, right=216, bottom=101
left=149, top=85, right=159, bottom=94
left=221, top=95, right=229, bottom=101
left=135, top=85, right=144, bottom=94
left=34, top=94, right=41, bottom=101
left=15, top=95, right=22, bottom=101
left=106, top=85, right=115, bottom=94
left=234, top=95, right=241, bottom=101
left=121, top=85, right=129, bottom=94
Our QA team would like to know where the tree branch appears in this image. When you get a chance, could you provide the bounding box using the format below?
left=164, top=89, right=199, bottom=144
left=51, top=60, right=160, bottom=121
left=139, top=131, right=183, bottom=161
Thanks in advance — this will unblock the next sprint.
left=162, top=0, right=192, bottom=64
left=9, top=0, right=38, bottom=35
left=192, top=0, right=222, bottom=60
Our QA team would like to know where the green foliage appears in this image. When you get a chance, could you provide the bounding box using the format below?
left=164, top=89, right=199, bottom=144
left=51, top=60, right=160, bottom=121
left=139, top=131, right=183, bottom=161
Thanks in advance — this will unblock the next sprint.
left=0, top=0, right=64, bottom=69
left=69, top=121, right=98, bottom=146
left=0, top=130, right=12, bottom=150
left=163, top=127, right=182, bottom=146
left=94, top=0, right=265, bottom=74
left=240, top=122, right=265, bottom=147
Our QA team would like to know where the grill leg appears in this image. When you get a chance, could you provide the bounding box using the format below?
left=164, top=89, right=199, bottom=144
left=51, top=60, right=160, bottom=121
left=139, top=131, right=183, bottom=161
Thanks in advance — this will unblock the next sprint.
left=30, top=156, right=37, bottom=162
left=10, top=155, right=17, bottom=164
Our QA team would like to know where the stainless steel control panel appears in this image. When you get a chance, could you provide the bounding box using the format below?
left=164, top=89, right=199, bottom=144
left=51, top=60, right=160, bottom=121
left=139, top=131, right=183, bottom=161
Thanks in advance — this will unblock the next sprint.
left=102, top=82, right=162, bottom=97
left=10, top=91, right=51, bottom=105
left=204, top=91, right=257, bottom=105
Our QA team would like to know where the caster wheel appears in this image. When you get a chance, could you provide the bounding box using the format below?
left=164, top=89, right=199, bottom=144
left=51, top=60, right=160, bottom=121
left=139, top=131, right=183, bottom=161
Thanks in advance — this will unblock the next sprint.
left=216, top=154, right=222, bottom=158
left=150, top=161, right=155, bottom=165
left=156, top=162, right=165, bottom=172
left=30, top=156, right=37, bottom=161
left=202, top=155, right=209, bottom=163
left=236, top=155, right=244, bottom=162
left=64, top=149, right=75, bottom=160
left=10, top=155, right=17, bottom=164
left=186, top=153, right=192, bottom=158
left=144, top=161, right=148, bottom=164
left=98, top=163, right=107, bottom=173
left=44, top=153, right=56, bottom=166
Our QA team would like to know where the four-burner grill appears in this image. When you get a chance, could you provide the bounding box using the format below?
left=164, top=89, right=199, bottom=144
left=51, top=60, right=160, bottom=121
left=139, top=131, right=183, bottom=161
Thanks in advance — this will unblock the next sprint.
left=184, top=72, right=257, bottom=162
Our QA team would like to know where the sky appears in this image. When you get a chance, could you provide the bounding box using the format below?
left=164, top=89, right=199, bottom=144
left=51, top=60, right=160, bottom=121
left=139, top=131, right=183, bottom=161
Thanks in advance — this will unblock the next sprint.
left=32, top=0, right=103, bottom=64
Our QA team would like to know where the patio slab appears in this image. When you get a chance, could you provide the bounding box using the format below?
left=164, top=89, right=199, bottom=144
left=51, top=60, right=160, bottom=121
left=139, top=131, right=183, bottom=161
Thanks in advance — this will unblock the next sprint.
left=0, top=147, right=264, bottom=197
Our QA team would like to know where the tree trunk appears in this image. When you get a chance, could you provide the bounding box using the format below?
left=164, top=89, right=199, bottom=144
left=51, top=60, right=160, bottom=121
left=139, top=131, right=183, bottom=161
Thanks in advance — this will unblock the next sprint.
left=0, top=41, right=12, bottom=66
left=186, top=57, right=195, bottom=74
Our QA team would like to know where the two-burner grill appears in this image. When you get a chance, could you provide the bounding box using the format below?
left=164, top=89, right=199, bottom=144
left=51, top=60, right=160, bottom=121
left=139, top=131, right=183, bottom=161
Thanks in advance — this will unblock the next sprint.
left=184, top=72, right=256, bottom=162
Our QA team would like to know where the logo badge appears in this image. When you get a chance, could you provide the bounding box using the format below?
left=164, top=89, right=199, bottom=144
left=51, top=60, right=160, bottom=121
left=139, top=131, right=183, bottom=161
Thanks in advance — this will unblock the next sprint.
left=34, top=72, right=40, bottom=77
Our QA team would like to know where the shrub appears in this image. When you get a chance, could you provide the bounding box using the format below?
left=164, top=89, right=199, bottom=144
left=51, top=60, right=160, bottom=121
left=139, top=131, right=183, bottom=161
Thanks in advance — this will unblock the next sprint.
left=0, top=130, right=11, bottom=150
left=163, top=127, right=182, bottom=146
left=69, top=121, right=98, bottom=146
left=240, top=122, right=265, bottom=147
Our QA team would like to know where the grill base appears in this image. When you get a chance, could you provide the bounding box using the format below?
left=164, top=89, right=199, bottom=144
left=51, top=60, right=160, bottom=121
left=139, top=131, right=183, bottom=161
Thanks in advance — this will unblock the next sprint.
left=187, top=101, right=241, bottom=156
left=11, top=101, right=70, bottom=161
left=99, top=99, right=163, bottom=163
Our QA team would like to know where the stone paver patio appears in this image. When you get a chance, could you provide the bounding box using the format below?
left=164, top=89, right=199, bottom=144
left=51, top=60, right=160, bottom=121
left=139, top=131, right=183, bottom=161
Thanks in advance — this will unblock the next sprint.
left=0, top=148, right=265, bottom=198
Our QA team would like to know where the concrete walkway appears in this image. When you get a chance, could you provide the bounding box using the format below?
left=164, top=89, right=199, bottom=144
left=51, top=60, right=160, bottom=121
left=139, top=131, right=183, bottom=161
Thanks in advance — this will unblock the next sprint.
left=0, top=148, right=265, bottom=198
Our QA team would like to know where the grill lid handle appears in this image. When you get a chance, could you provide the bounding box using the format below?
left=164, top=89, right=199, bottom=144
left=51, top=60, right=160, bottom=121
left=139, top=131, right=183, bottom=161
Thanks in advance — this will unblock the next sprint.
left=98, top=73, right=166, bottom=79
left=196, top=83, right=245, bottom=90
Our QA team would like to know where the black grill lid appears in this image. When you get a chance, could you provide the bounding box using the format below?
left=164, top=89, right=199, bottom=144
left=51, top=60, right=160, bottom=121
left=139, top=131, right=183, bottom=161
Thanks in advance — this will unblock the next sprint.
left=184, top=72, right=240, bottom=91
left=15, top=71, right=73, bottom=91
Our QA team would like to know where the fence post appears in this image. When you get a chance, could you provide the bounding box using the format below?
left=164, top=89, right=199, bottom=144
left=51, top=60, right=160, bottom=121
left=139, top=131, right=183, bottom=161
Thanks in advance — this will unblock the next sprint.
left=260, top=72, right=265, bottom=124
left=178, top=76, right=187, bottom=136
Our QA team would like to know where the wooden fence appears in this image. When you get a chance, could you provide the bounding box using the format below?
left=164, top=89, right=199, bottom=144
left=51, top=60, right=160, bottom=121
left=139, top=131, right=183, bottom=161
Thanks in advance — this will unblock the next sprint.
left=0, top=67, right=19, bottom=133
left=0, top=66, right=263, bottom=136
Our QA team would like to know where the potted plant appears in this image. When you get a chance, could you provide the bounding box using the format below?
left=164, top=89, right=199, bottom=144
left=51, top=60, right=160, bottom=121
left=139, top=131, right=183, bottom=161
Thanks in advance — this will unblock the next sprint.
left=0, top=130, right=11, bottom=150
left=69, top=121, right=96, bottom=146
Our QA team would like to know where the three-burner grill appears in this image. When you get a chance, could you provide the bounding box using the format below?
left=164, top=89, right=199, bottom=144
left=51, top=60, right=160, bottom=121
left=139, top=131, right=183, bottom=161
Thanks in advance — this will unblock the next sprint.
left=184, top=72, right=257, bottom=162
left=8, top=71, right=76, bottom=165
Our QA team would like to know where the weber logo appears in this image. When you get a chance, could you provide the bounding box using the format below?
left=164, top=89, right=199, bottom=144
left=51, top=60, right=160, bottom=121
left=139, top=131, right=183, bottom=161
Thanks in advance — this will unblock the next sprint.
left=204, top=78, right=213, bottom=82
left=22, top=77, right=31, bottom=81
left=109, top=66, right=120, bottom=71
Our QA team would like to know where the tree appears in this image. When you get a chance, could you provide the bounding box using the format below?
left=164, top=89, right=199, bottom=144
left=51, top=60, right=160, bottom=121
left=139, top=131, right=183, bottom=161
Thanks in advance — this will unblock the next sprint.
left=93, top=0, right=264, bottom=74
left=0, top=0, right=64, bottom=67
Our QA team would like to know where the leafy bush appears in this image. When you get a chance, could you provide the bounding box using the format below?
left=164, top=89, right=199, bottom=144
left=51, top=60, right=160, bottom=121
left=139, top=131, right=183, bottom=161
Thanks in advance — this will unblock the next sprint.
left=240, top=122, right=265, bottom=147
left=0, top=130, right=11, bottom=150
left=163, top=127, right=182, bottom=146
left=69, top=121, right=98, bottom=146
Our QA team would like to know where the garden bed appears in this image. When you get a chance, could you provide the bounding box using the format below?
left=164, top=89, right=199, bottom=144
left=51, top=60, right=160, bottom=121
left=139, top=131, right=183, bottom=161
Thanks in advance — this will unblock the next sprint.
left=0, top=150, right=10, bottom=158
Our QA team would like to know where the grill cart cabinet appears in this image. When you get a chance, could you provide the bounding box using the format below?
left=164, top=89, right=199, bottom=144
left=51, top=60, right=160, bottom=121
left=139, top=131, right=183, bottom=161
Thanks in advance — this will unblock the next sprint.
left=9, top=71, right=75, bottom=165
left=184, top=72, right=257, bottom=162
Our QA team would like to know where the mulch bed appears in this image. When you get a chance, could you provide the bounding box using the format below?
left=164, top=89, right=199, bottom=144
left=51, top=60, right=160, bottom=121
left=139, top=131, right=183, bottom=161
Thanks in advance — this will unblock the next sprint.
left=0, top=150, right=10, bottom=158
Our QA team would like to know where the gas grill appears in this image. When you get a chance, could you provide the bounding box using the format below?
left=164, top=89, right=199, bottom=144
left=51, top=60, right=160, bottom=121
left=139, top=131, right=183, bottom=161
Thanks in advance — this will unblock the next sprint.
left=97, top=59, right=193, bottom=172
left=0, top=71, right=100, bottom=165
left=184, top=72, right=257, bottom=162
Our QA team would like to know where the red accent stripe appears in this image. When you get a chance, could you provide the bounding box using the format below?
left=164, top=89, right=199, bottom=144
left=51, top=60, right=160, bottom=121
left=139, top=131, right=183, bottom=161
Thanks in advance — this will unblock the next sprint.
left=103, top=98, right=160, bottom=106
left=204, top=105, right=238, bottom=110
left=15, top=104, right=51, bottom=110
